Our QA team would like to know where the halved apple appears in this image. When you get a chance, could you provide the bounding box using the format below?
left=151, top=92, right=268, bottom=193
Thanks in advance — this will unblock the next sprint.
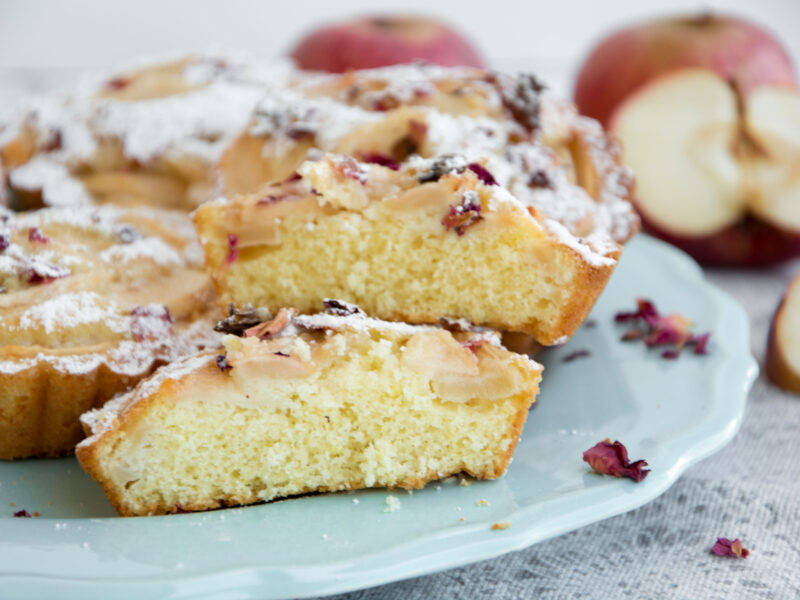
left=766, top=274, right=800, bottom=394
left=611, top=68, right=800, bottom=266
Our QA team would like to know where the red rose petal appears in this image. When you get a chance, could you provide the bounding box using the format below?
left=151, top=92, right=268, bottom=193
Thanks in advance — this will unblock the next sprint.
left=711, top=538, right=749, bottom=558
left=583, top=439, right=650, bottom=482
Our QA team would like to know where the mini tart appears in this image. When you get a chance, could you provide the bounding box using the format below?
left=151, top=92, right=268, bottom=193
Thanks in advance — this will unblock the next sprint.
left=0, top=205, right=219, bottom=459
left=220, top=64, right=638, bottom=247
left=195, top=153, right=620, bottom=345
left=76, top=301, right=541, bottom=516
left=0, top=52, right=283, bottom=212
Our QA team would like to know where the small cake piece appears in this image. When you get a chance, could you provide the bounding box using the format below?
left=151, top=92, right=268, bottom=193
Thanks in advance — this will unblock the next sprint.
left=76, top=300, right=541, bottom=516
left=195, top=153, right=620, bottom=345
left=0, top=205, right=219, bottom=459
left=0, top=52, right=284, bottom=211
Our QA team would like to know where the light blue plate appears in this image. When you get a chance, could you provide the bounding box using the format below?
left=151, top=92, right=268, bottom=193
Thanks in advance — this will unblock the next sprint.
left=0, top=235, right=757, bottom=600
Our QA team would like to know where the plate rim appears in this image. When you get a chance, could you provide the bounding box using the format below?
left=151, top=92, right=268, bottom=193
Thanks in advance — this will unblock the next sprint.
left=0, top=234, right=759, bottom=599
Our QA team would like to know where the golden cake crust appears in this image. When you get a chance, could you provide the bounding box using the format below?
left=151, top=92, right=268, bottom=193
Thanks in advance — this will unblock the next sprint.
left=0, top=205, right=220, bottom=459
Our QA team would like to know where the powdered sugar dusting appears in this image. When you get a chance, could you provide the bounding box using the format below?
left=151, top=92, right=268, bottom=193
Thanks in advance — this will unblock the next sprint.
left=16, top=291, right=123, bottom=334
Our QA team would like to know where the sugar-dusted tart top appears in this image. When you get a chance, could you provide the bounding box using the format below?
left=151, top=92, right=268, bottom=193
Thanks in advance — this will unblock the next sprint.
left=221, top=63, right=639, bottom=247
left=0, top=204, right=218, bottom=376
left=0, top=52, right=288, bottom=210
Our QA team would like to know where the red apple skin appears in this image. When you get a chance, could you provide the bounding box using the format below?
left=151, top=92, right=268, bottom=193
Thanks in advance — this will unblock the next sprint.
left=289, top=17, right=485, bottom=73
left=639, top=212, right=800, bottom=267
left=574, top=13, right=796, bottom=127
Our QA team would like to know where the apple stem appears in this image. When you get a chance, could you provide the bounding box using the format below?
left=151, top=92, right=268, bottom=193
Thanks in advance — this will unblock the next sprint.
left=727, top=78, right=768, bottom=159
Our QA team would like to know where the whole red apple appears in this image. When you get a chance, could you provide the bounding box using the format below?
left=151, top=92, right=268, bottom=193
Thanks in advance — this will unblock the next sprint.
left=574, top=13, right=796, bottom=127
left=289, top=16, right=485, bottom=73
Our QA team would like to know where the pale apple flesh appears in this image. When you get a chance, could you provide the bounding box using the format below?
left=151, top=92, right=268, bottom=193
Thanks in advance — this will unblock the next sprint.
left=611, top=68, right=800, bottom=266
left=766, top=274, right=800, bottom=394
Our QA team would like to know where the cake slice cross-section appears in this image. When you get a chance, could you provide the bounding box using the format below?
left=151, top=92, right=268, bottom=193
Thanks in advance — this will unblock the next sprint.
left=195, top=153, right=621, bottom=345
left=76, top=301, right=541, bottom=516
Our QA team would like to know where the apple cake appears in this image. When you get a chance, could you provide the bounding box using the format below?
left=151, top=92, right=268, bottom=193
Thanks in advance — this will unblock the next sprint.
left=196, top=151, right=623, bottom=345
left=76, top=300, right=541, bottom=516
left=0, top=52, right=285, bottom=212
left=0, top=204, right=220, bottom=459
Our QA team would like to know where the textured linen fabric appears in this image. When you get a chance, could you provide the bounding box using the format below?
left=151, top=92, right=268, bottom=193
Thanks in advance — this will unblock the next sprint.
left=320, top=265, right=800, bottom=600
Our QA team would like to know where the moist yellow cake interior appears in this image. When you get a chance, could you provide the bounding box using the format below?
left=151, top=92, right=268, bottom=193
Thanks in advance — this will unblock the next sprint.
left=81, top=320, right=539, bottom=514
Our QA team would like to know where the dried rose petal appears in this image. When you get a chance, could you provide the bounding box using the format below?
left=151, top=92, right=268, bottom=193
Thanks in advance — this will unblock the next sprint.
left=583, top=439, right=650, bottom=482
left=563, top=349, right=591, bottom=362
left=226, top=234, right=239, bottom=266
left=27, top=227, right=49, bottom=244
left=487, top=72, right=545, bottom=134
left=459, top=337, right=486, bottom=352
left=323, top=298, right=365, bottom=317
left=418, top=155, right=467, bottom=184
left=216, top=354, right=231, bottom=373
left=467, top=163, right=497, bottom=186
left=361, top=153, right=400, bottom=171
left=284, top=172, right=302, bottom=183
left=25, top=261, right=69, bottom=285
left=334, top=156, right=368, bottom=184
left=442, top=192, right=483, bottom=236
left=130, top=305, right=173, bottom=342
left=215, top=304, right=264, bottom=335
left=615, top=299, right=711, bottom=359
left=13, top=509, right=31, bottom=518
left=528, top=170, right=553, bottom=189
left=244, top=307, right=294, bottom=340
left=41, top=131, right=63, bottom=153
left=712, top=538, right=749, bottom=558
left=0, top=233, right=9, bottom=252
left=257, top=193, right=289, bottom=205
left=105, top=77, right=130, bottom=90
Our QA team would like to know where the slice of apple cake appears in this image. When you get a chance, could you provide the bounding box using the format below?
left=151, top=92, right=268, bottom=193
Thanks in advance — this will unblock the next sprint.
left=76, top=300, right=541, bottom=516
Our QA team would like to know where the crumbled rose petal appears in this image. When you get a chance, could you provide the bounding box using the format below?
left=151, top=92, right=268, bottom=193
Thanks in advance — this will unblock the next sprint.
left=323, top=298, right=365, bottom=317
left=712, top=538, right=749, bottom=558
left=418, top=154, right=467, bottom=184
left=459, top=337, right=486, bottom=352
left=244, top=307, right=294, bottom=340
left=333, top=156, right=368, bottom=184
left=116, top=225, right=140, bottom=244
left=27, top=227, right=49, bottom=243
left=528, top=170, right=553, bottom=189
left=467, top=163, right=497, bottom=186
left=216, top=354, right=231, bottom=373
left=442, top=191, right=483, bottom=236
left=615, top=299, right=710, bottom=359
left=0, top=233, right=9, bottom=252
left=25, top=262, right=69, bottom=285
left=439, top=316, right=472, bottom=332
left=257, top=193, right=289, bottom=205
left=361, top=153, right=400, bottom=170
left=130, top=305, right=173, bottom=342
left=563, top=349, right=591, bottom=362
left=486, top=72, right=545, bottom=134
left=41, top=131, right=63, bottom=153
left=226, top=234, right=239, bottom=266
left=105, top=77, right=130, bottom=90
left=215, top=304, right=264, bottom=335
left=583, top=438, right=650, bottom=482
left=284, top=172, right=302, bottom=183
left=13, top=509, right=31, bottom=518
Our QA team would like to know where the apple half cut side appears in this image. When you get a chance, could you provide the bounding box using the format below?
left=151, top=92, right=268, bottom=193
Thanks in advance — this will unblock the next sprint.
left=610, top=68, right=800, bottom=266
left=766, top=274, right=800, bottom=394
